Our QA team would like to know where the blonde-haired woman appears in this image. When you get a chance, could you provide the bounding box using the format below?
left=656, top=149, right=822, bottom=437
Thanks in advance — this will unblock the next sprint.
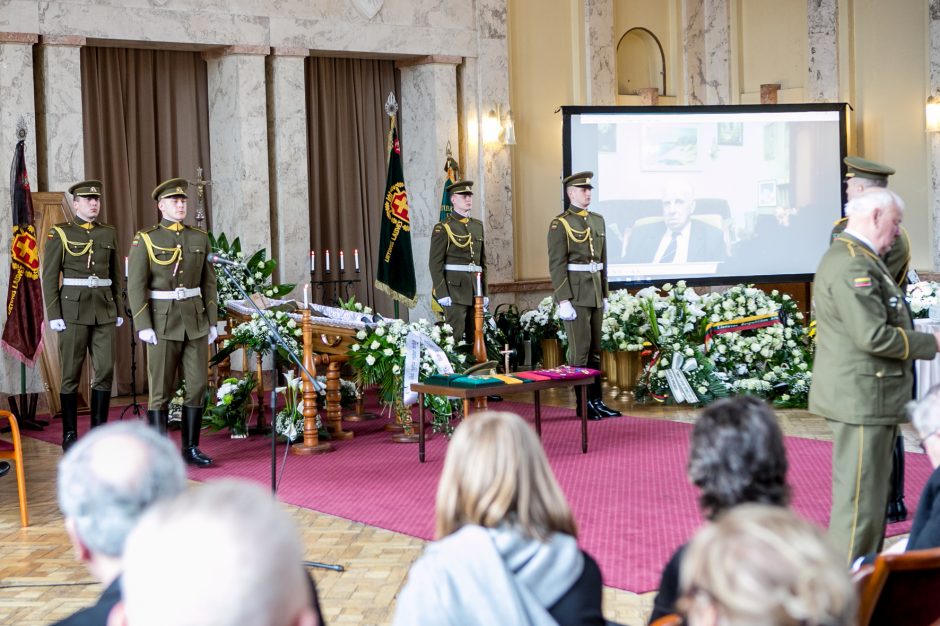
left=392, top=411, right=605, bottom=626
left=679, top=504, right=856, bottom=626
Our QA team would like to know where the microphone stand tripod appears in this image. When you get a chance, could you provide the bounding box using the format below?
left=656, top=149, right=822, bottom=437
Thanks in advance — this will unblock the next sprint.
left=214, top=262, right=342, bottom=573
left=119, top=279, right=143, bottom=420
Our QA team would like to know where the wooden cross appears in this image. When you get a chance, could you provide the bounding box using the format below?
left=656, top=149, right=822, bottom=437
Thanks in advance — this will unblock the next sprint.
left=500, top=343, right=515, bottom=374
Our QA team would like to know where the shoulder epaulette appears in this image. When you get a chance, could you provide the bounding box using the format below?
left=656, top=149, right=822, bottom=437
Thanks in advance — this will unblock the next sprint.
left=187, top=225, right=208, bottom=234
left=141, top=225, right=159, bottom=234
left=833, top=216, right=848, bottom=227
left=98, top=223, right=117, bottom=230
left=54, top=221, right=70, bottom=228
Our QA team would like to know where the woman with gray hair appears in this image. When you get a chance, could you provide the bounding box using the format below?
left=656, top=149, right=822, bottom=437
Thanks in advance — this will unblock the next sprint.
left=392, top=410, right=605, bottom=626
left=678, top=504, right=856, bottom=626
left=902, top=386, right=940, bottom=551
left=649, top=396, right=790, bottom=623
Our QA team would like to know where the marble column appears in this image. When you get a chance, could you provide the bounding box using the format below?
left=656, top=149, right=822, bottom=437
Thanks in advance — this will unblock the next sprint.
left=681, top=0, right=732, bottom=105
left=204, top=46, right=272, bottom=256
left=807, top=0, right=840, bottom=102
left=0, top=33, right=44, bottom=394
left=463, top=0, right=514, bottom=311
left=929, top=0, right=940, bottom=271
left=397, top=57, right=460, bottom=323
left=584, top=0, right=617, bottom=105
left=267, top=48, right=309, bottom=294
left=36, top=36, right=85, bottom=194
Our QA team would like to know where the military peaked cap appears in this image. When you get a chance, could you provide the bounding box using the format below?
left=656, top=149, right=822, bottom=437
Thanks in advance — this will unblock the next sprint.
left=844, top=156, right=895, bottom=182
left=152, top=177, right=189, bottom=201
left=69, top=180, right=102, bottom=198
left=447, top=180, right=474, bottom=195
left=563, top=171, right=594, bottom=189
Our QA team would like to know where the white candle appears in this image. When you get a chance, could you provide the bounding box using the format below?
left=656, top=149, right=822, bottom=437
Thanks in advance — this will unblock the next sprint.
left=310, top=250, right=315, bottom=273
left=476, top=272, right=482, bottom=296
left=303, top=283, right=309, bottom=307
left=124, top=256, right=128, bottom=278
left=339, top=250, right=345, bottom=272
left=325, top=249, right=331, bottom=272
left=354, top=248, right=360, bottom=272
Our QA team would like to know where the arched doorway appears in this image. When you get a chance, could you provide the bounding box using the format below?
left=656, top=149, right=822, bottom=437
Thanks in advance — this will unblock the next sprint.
left=616, top=27, right=666, bottom=96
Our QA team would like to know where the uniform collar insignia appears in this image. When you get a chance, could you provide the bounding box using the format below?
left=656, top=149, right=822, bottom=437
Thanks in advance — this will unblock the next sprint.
left=77, top=219, right=95, bottom=230
left=161, top=220, right=184, bottom=232
left=573, top=209, right=588, bottom=217
left=458, top=217, right=470, bottom=224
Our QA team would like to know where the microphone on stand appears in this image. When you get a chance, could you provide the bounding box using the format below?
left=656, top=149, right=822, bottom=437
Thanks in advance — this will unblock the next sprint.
left=206, top=253, right=245, bottom=268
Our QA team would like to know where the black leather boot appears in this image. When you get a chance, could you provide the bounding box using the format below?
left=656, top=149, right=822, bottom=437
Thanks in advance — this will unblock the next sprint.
left=60, top=392, right=78, bottom=452
left=146, top=409, right=168, bottom=435
left=0, top=461, right=9, bottom=477
left=588, top=378, right=621, bottom=418
left=181, top=406, right=213, bottom=467
left=90, top=389, right=112, bottom=428
left=886, top=434, right=907, bottom=523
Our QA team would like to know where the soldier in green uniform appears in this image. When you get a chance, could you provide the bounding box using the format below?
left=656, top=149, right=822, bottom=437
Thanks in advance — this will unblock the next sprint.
left=42, top=180, right=123, bottom=451
left=428, top=180, right=486, bottom=347
left=830, top=156, right=912, bottom=523
left=548, top=171, right=621, bottom=421
left=127, top=178, right=218, bottom=467
left=810, top=188, right=940, bottom=563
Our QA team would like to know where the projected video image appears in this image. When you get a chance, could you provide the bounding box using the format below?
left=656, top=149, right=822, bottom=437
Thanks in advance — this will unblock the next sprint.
left=565, top=106, right=846, bottom=284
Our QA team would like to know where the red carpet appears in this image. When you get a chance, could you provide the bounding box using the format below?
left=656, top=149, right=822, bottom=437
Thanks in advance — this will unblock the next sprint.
left=23, top=401, right=934, bottom=594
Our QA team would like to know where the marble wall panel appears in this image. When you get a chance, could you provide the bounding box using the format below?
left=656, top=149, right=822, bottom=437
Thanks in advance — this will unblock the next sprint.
left=0, top=1, right=39, bottom=31
left=682, top=0, right=731, bottom=105
left=807, top=0, right=839, bottom=102
left=206, top=52, right=272, bottom=257
left=0, top=40, right=45, bottom=393
left=36, top=42, right=84, bottom=194
left=267, top=53, right=309, bottom=293
left=930, top=0, right=940, bottom=271
left=585, top=0, right=616, bottom=105
left=399, top=61, right=458, bottom=323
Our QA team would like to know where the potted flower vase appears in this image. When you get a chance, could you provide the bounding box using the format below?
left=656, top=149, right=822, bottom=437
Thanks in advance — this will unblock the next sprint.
left=540, top=338, right=563, bottom=369
left=615, top=350, right=642, bottom=395
left=601, top=351, right=618, bottom=388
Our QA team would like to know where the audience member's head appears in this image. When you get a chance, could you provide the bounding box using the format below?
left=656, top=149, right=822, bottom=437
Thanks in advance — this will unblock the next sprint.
left=661, top=178, right=696, bottom=233
left=434, top=410, right=576, bottom=541
left=909, top=385, right=940, bottom=468
left=688, top=396, right=790, bottom=520
left=679, top=504, right=856, bottom=626
left=115, top=479, right=317, bottom=626
left=844, top=188, right=904, bottom=255
left=57, top=421, right=186, bottom=583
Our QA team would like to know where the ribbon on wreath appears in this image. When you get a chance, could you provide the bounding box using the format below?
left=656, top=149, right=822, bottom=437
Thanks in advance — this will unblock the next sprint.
left=703, top=311, right=784, bottom=350
left=402, top=330, right=454, bottom=406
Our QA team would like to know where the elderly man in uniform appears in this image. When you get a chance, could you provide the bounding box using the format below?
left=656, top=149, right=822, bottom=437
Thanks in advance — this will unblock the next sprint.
left=810, top=188, right=940, bottom=563
left=831, top=156, right=912, bottom=523
left=429, top=180, right=486, bottom=349
left=128, top=178, right=218, bottom=467
left=42, top=180, right=123, bottom=451
left=547, top=171, right=621, bottom=421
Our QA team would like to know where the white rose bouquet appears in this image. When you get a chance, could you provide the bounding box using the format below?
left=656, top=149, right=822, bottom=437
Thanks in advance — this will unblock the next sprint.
left=907, top=281, right=940, bottom=319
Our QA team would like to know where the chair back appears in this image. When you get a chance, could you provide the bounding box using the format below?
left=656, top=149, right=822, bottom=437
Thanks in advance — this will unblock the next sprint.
left=858, top=546, right=940, bottom=626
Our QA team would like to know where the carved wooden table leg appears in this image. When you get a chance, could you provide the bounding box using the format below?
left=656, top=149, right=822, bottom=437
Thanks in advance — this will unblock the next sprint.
left=292, top=311, right=332, bottom=455
left=325, top=358, right=353, bottom=440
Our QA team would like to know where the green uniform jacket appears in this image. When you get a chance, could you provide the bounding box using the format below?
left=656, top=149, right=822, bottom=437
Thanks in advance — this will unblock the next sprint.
left=127, top=220, right=218, bottom=341
left=547, top=208, right=608, bottom=307
left=809, top=233, right=936, bottom=425
left=429, top=213, right=486, bottom=306
left=831, top=218, right=911, bottom=289
left=41, top=218, right=122, bottom=324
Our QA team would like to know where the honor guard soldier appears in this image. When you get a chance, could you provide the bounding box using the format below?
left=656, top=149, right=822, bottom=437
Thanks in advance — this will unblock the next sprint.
left=128, top=178, right=218, bottom=467
left=548, top=171, right=621, bottom=421
left=42, top=180, right=124, bottom=451
left=831, top=156, right=912, bottom=524
left=429, top=180, right=487, bottom=348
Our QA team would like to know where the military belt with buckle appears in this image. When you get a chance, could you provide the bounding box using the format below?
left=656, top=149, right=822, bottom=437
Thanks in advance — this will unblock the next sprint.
left=444, top=263, right=483, bottom=273
left=567, top=262, right=604, bottom=273
left=62, top=276, right=112, bottom=288
left=149, top=287, right=202, bottom=301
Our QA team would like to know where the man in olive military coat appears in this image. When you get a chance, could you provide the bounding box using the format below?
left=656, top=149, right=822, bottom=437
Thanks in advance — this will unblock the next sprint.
left=42, top=180, right=124, bottom=451
left=810, top=188, right=940, bottom=562
left=831, top=156, right=912, bottom=523
left=127, top=178, right=218, bottom=467
left=429, top=180, right=486, bottom=347
left=548, top=171, right=621, bottom=421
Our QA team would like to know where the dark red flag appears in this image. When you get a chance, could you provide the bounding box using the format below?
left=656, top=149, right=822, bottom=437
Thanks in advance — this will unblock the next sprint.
left=1, top=140, right=44, bottom=365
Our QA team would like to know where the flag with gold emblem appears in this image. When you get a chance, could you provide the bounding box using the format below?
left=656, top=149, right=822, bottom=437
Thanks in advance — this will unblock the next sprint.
left=438, top=155, right=459, bottom=222
left=375, top=119, right=417, bottom=307
left=1, top=139, right=44, bottom=365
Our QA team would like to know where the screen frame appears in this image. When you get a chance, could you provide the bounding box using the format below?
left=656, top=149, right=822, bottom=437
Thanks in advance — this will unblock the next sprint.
left=561, top=103, right=849, bottom=289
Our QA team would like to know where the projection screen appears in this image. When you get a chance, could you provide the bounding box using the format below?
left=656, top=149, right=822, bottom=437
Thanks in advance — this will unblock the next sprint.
left=562, top=104, right=848, bottom=286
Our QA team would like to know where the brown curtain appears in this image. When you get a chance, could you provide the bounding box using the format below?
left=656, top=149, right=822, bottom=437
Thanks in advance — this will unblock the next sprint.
left=306, top=57, right=400, bottom=317
left=81, top=47, right=211, bottom=396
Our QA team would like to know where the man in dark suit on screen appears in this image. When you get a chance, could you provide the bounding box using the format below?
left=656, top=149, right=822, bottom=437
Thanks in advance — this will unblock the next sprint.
left=623, top=178, right=726, bottom=264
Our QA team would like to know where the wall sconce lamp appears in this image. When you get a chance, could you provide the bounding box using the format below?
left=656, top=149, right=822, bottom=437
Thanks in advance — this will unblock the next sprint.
left=482, top=105, right=516, bottom=145
left=927, top=94, right=940, bottom=132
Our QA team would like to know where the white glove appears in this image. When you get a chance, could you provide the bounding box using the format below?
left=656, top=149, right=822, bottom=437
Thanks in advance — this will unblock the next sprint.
left=603, top=298, right=609, bottom=313
left=483, top=297, right=490, bottom=310
left=115, top=317, right=124, bottom=328
left=438, top=297, right=453, bottom=307
left=49, top=319, right=66, bottom=332
left=558, top=300, right=577, bottom=321
left=138, top=329, right=158, bottom=345
left=208, top=326, right=219, bottom=345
